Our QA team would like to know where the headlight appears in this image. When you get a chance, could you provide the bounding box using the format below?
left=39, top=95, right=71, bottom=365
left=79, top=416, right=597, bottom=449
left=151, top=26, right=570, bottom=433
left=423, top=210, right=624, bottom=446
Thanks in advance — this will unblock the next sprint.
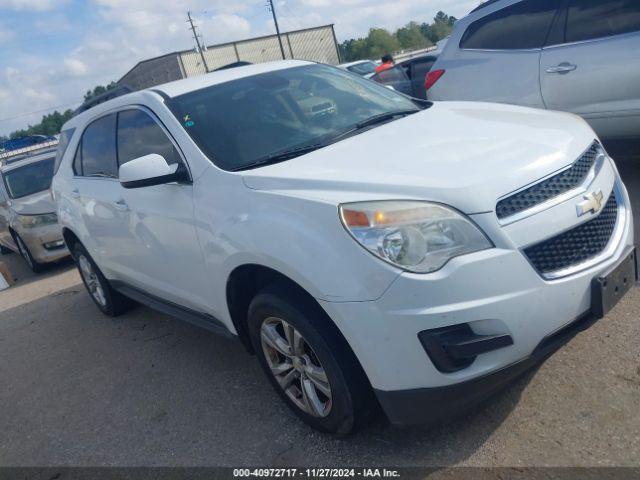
left=339, top=201, right=493, bottom=273
left=17, top=213, right=58, bottom=228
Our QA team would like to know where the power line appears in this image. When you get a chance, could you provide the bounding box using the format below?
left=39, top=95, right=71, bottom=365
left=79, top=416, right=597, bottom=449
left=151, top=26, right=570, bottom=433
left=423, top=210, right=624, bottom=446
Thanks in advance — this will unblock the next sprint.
left=0, top=102, right=80, bottom=124
left=187, top=11, right=210, bottom=73
left=266, top=0, right=286, bottom=60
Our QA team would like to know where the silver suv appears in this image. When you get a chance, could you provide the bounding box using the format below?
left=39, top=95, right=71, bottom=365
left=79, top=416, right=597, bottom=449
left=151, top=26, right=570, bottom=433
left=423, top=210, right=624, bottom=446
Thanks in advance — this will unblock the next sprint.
left=427, top=0, right=640, bottom=140
left=0, top=146, right=68, bottom=271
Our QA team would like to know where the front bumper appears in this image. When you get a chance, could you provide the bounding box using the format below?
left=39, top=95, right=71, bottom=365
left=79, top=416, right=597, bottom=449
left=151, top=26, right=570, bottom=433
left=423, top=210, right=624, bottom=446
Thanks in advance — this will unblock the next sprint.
left=13, top=222, right=69, bottom=264
left=319, top=174, right=634, bottom=425
left=375, top=309, right=599, bottom=425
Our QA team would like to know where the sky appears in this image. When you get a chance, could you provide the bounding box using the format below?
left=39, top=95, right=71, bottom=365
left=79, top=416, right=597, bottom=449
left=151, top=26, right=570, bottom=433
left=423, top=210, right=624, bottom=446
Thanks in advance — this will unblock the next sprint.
left=0, top=0, right=478, bottom=136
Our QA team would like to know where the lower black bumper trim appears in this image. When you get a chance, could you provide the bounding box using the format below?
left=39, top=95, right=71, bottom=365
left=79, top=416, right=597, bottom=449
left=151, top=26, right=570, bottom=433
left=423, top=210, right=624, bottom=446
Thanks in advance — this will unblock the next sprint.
left=375, top=311, right=598, bottom=426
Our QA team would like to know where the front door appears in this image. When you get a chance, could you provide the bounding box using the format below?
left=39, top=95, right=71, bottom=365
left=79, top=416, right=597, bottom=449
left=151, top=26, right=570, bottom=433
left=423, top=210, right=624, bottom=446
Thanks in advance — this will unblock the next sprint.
left=540, top=0, right=640, bottom=139
left=112, top=107, right=209, bottom=311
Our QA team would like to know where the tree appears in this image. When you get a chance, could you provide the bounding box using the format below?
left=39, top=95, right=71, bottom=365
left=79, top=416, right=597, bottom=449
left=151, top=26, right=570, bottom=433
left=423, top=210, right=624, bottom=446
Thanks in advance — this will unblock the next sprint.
left=84, top=81, right=118, bottom=103
left=365, top=28, right=401, bottom=60
left=396, top=22, right=432, bottom=50
left=8, top=109, right=75, bottom=139
left=338, top=12, right=456, bottom=62
left=421, top=11, right=457, bottom=44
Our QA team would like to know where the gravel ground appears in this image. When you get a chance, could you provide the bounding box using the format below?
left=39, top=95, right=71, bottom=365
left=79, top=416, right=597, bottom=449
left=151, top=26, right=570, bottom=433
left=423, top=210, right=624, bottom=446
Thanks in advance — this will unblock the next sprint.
left=0, top=152, right=639, bottom=468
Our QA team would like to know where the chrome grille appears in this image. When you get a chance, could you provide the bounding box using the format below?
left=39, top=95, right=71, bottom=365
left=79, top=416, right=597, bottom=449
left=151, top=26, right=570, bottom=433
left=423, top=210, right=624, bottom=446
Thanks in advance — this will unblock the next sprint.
left=496, top=142, right=600, bottom=220
left=523, top=192, right=618, bottom=276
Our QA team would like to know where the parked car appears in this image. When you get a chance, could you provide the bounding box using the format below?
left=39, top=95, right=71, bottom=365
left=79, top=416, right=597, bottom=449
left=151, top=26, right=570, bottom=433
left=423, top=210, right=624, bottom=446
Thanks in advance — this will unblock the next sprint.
left=53, top=60, right=634, bottom=434
left=0, top=148, right=69, bottom=271
left=0, top=135, right=57, bottom=153
left=427, top=0, right=640, bottom=140
left=371, top=54, right=439, bottom=99
left=337, top=60, right=377, bottom=78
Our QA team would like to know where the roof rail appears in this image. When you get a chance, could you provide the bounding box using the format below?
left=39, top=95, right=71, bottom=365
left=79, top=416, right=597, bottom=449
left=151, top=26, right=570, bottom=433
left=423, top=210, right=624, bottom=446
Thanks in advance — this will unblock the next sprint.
left=470, top=0, right=503, bottom=14
left=74, top=85, right=134, bottom=116
left=0, top=140, right=59, bottom=165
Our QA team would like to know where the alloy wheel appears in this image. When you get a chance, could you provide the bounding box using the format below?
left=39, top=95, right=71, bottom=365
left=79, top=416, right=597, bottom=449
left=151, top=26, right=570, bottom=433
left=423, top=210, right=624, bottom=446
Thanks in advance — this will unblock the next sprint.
left=78, top=254, right=107, bottom=307
left=260, top=317, right=333, bottom=418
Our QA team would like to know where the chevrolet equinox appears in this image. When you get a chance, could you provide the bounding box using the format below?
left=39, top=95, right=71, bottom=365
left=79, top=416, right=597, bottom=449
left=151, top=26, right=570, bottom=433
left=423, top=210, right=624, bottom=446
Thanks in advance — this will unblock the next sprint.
left=52, top=61, right=636, bottom=434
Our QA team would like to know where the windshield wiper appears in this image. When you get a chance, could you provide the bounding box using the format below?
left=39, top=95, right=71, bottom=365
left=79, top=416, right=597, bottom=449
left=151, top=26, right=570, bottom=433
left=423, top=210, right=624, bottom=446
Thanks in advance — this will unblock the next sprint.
left=327, top=109, right=421, bottom=145
left=233, top=143, right=326, bottom=171
left=233, top=109, right=420, bottom=171
left=355, top=109, right=420, bottom=129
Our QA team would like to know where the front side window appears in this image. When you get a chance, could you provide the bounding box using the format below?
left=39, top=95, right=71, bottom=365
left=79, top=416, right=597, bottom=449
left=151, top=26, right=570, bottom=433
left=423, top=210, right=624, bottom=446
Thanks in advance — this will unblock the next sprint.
left=461, top=0, right=558, bottom=50
left=80, top=114, right=118, bottom=178
left=117, top=109, right=181, bottom=166
left=566, top=0, right=640, bottom=43
left=2, top=157, right=55, bottom=199
left=169, top=64, right=420, bottom=171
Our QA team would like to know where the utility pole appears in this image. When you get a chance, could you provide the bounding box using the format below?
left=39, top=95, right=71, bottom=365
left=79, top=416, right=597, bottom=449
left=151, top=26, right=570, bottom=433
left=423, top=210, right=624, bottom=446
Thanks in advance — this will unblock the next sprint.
left=187, top=11, right=210, bottom=73
left=267, top=0, right=286, bottom=60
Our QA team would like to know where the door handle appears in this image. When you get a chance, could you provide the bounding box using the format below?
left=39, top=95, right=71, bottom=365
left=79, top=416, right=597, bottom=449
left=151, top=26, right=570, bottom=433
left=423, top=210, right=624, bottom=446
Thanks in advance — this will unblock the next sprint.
left=71, top=189, right=80, bottom=198
left=546, top=63, right=577, bottom=74
left=113, top=199, right=129, bottom=211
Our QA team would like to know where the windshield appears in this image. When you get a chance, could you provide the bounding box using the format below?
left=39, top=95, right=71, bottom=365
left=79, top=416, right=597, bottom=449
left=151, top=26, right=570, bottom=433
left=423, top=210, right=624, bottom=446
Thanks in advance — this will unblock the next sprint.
left=169, top=64, right=420, bottom=171
left=347, top=62, right=377, bottom=76
left=3, top=157, right=55, bottom=199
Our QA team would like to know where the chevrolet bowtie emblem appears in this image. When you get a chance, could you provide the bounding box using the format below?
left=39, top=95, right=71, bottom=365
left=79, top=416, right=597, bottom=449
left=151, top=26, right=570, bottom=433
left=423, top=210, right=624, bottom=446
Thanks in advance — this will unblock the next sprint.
left=576, top=190, right=604, bottom=217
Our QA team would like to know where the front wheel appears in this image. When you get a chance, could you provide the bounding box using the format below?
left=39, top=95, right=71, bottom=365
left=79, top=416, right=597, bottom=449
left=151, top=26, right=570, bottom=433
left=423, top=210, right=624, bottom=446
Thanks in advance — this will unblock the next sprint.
left=13, top=233, right=45, bottom=273
left=248, top=284, right=376, bottom=435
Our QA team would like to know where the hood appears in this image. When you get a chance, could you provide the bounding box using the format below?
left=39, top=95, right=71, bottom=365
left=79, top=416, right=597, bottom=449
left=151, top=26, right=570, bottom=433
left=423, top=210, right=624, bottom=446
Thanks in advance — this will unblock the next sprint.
left=242, top=101, right=597, bottom=214
left=10, top=189, right=56, bottom=215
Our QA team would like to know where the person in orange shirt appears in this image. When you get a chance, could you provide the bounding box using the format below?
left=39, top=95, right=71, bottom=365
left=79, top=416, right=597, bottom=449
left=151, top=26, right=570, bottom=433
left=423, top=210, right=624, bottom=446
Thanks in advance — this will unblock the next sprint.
left=375, top=54, right=395, bottom=74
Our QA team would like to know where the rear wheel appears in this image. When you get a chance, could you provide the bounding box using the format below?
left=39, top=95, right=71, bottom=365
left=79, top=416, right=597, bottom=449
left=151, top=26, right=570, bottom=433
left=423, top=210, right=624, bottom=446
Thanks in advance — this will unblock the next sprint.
left=13, top=233, right=45, bottom=273
left=248, top=284, right=376, bottom=435
left=73, top=243, right=133, bottom=316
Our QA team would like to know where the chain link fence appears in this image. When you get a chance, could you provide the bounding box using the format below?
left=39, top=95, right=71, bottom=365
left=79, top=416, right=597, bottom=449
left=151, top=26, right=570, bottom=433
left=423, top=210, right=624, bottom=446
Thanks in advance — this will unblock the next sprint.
left=121, top=25, right=341, bottom=91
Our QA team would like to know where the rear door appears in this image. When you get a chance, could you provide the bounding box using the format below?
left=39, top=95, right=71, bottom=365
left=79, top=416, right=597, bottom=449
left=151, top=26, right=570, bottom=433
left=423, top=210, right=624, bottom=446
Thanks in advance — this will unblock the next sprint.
left=71, top=113, right=130, bottom=276
left=428, top=0, right=559, bottom=108
left=540, top=0, right=640, bottom=139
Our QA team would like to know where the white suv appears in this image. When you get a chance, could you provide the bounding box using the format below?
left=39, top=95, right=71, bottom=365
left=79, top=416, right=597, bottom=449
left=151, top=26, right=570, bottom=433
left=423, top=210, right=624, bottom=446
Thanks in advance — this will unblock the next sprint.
left=52, top=60, right=635, bottom=434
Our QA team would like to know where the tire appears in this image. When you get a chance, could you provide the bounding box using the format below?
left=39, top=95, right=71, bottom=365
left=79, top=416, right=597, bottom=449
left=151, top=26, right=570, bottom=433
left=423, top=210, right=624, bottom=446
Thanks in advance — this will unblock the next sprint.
left=72, top=242, right=133, bottom=317
left=248, top=284, right=377, bottom=435
left=13, top=232, right=45, bottom=273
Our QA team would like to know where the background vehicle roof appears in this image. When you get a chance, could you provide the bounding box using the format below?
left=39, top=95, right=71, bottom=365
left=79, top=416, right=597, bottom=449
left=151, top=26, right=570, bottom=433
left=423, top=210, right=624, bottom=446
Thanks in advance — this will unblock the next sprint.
left=0, top=149, right=56, bottom=173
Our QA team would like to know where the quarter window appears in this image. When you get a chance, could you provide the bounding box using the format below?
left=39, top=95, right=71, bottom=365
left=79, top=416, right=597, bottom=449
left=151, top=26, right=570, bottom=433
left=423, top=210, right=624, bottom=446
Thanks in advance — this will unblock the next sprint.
left=117, top=109, right=181, bottom=166
left=53, top=128, right=76, bottom=175
left=566, top=0, right=640, bottom=43
left=460, top=0, right=558, bottom=50
left=80, top=114, right=118, bottom=178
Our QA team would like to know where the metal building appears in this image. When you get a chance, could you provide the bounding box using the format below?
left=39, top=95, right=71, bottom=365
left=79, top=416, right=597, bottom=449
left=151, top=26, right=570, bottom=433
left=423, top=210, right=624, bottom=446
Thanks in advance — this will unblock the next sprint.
left=119, top=24, right=341, bottom=91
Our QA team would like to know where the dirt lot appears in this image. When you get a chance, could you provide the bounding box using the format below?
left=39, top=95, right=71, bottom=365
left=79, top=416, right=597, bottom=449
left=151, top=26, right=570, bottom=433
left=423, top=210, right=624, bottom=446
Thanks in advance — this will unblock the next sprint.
left=1, top=151, right=639, bottom=468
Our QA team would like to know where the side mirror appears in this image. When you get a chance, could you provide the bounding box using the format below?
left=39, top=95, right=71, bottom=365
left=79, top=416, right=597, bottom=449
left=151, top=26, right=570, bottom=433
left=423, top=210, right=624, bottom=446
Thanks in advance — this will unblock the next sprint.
left=119, top=154, right=189, bottom=189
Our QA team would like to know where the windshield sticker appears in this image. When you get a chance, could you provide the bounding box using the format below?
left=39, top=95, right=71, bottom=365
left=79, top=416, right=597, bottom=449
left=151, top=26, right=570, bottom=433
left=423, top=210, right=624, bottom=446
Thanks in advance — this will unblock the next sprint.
left=183, top=114, right=195, bottom=128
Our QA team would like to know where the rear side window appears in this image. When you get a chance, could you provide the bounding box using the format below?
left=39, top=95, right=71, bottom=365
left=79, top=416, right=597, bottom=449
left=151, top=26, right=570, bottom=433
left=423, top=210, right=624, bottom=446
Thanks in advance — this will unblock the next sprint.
left=116, top=109, right=181, bottom=167
left=80, top=114, right=118, bottom=178
left=460, top=0, right=558, bottom=50
left=566, top=0, right=640, bottom=43
left=53, top=128, right=75, bottom=175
